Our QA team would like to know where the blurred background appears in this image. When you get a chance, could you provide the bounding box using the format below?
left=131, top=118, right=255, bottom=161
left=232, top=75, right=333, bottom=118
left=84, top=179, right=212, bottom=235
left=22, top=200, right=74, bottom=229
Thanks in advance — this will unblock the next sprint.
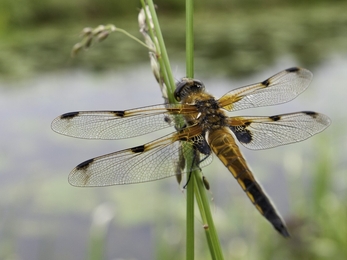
left=0, top=0, right=346, bottom=259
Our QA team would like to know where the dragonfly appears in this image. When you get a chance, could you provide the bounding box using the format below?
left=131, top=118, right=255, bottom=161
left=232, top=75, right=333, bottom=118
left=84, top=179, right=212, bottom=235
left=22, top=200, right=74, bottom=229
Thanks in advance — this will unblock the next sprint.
left=51, top=67, right=331, bottom=237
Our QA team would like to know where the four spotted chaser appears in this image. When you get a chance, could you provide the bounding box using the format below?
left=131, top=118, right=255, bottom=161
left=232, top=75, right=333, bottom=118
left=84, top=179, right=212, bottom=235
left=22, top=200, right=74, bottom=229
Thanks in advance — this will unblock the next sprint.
left=51, top=67, right=331, bottom=237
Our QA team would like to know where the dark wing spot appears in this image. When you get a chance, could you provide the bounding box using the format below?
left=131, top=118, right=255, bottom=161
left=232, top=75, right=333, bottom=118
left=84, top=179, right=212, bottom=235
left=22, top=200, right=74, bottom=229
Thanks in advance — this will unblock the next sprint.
left=112, top=111, right=125, bottom=117
left=192, top=136, right=211, bottom=155
left=131, top=145, right=145, bottom=153
left=269, top=115, right=281, bottom=121
left=230, top=125, right=252, bottom=144
left=285, top=67, right=299, bottom=73
left=76, top=158, right=94, bottom=170
left=261, top=79, right=270, bottom=87
left=164, top=116, right=172, bottom=124
left=303, top=111, right=318, bottom=118
left=60, top=111, right=79, bottom=119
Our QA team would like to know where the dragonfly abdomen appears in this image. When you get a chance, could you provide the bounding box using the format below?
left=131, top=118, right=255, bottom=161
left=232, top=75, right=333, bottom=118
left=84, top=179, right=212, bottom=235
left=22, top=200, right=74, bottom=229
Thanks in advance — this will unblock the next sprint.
left=208, top=128, right=290, bottom=237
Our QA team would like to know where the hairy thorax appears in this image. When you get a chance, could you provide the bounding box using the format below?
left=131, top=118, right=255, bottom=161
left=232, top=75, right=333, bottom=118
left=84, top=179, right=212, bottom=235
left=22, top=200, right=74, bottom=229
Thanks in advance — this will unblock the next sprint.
left=183, top=92, right=228, bottom=133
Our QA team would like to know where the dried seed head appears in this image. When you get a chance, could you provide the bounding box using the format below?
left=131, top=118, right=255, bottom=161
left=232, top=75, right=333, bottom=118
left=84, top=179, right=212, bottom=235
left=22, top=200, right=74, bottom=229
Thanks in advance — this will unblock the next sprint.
left=138, top=6, right=168, bottom=100
left=92, top=25, right=106, bottom=36
left=81, top=27, right=93, bottom=36
left=97, top=31, right=109, bottom=42
left=71, top=43, right=83, bottom=57
left=138, top=6, right=154, bottom=33
left=84, top=36, right=93, bottom=48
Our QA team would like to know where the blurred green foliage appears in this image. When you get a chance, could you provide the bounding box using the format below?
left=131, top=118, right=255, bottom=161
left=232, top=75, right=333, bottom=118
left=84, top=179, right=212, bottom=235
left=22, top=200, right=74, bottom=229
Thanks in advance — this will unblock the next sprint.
left=1, top=0, right=346, bottom=28
left=1, top=0, right=347, bottom=79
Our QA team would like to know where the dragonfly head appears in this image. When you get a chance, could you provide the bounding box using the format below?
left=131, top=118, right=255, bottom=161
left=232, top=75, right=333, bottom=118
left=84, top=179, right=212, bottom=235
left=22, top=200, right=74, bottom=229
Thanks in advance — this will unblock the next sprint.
left=174, top=78, right=205, bottom=102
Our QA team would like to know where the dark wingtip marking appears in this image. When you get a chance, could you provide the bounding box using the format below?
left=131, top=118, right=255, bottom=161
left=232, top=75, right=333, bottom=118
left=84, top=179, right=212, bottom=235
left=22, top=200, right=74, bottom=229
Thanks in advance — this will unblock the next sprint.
left=76, top=158, right=94, bottom=170
left=270, top=115, right=281, bottom=121
left=286, top=67, right=300, bottom=73
left=131, top=145, right=145, bottom=153
left=303, top=111, right=318, bottom=117
left=112, top=111, right=125, bottom=117
left=262, top=79, right=270, bottom=87
left=61, top=111, right=79, bottom=119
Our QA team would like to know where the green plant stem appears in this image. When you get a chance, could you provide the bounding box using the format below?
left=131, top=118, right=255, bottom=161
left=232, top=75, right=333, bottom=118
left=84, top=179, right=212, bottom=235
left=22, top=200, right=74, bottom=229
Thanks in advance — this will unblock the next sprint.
left=194, top=173, right=224, bottom=260
left=185, top=1, right=223, bottom=259
left=185, top=1, right=195, bottom=259
left=186, top=0, right=194, bottom=78
left=115, top=27, right=151, bottom=49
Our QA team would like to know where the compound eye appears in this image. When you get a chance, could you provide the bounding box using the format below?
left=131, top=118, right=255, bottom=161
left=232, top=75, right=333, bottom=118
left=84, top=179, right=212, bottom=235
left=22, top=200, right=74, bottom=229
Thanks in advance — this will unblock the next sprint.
left=174, top=78, right=190, bottom=101
left=174, top=78, right=205, bottom=102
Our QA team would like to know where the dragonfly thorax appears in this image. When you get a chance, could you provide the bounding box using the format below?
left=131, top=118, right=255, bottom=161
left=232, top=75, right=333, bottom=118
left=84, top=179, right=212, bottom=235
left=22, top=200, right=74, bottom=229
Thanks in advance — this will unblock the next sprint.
left=175, top=78, right=228, bottom=132
left=194, top=98, right=228, bottom=132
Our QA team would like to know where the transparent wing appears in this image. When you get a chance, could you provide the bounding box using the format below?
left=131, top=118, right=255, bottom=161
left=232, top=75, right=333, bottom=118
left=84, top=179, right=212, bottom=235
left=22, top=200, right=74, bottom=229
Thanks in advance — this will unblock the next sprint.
left=218, top=67, right=313, bottom=111
left=51, top=104, right=197, bottom=140
left=227, top=111, right=331, bottom=150
left=68, top=127, right=213, bottom=187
